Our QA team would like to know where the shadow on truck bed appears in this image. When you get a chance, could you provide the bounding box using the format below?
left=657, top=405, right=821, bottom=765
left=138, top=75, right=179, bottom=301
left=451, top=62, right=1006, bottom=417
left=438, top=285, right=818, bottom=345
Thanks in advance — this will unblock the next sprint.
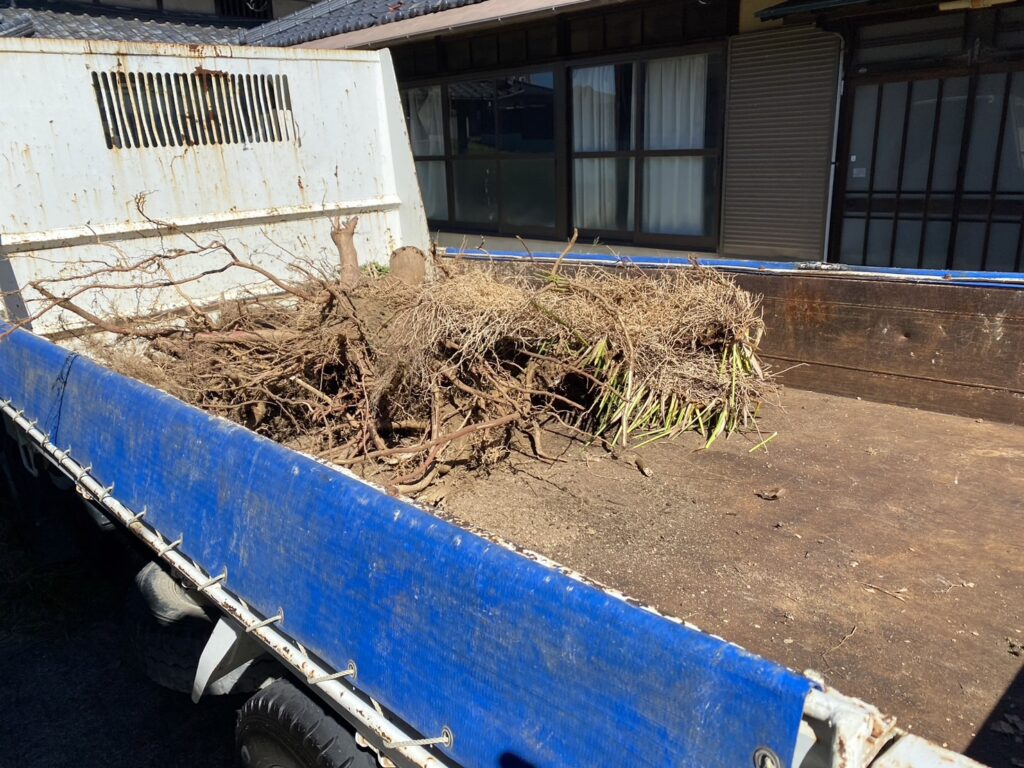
left=967, top=666, right=1024, bottom=766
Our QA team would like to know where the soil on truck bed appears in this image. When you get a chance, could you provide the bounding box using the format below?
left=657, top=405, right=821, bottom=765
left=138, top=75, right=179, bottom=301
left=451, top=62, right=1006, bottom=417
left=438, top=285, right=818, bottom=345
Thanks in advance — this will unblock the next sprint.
left=438, top=388, right=1024, bottom=767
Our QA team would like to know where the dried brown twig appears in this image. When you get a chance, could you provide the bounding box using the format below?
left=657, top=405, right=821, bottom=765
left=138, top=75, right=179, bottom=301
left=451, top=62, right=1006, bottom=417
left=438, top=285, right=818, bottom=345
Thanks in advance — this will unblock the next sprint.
left=21, top=221, right=775, bottom=495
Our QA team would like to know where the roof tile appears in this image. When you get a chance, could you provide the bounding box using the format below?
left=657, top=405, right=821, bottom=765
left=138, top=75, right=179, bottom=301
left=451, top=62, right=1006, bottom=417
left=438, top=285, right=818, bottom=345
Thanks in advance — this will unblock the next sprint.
left=0, top=0, right=245, bottom=44
left=241, top=0, right=491, bottom=47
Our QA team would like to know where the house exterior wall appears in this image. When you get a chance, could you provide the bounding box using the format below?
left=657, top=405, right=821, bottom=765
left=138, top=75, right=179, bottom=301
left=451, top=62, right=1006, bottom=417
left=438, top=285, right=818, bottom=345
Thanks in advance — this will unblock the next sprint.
left=161, top=0, right=218, bottom=14
left=379, top=0, right=1024, bottom=273
left=389, top=0, right=734, bottom=253
left=738, top=0, right=780, bottom=32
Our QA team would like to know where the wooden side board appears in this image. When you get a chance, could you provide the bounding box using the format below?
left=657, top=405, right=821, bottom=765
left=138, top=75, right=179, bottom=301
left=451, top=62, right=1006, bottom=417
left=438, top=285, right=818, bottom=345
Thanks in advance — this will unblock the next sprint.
left=461, top=257, right=1023, bottom=424
left=734, top=273, right=1024, bottom=425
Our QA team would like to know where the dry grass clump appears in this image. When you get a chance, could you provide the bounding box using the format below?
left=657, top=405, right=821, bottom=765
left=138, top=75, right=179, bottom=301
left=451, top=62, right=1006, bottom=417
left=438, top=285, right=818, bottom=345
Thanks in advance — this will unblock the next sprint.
left=375, top=264, right=770, bottom=467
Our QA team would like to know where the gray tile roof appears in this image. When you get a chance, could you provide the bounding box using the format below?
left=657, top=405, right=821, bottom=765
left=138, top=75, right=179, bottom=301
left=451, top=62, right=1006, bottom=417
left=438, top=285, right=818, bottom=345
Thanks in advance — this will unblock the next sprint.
left=0, top=0, right=246, bottom=44
left=241, top=0, right=488, bottom=47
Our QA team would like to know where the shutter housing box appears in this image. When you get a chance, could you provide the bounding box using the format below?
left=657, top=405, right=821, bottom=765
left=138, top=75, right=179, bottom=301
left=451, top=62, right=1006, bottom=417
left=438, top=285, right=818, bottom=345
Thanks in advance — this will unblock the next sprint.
left=721, top=26, right=841, bottom=260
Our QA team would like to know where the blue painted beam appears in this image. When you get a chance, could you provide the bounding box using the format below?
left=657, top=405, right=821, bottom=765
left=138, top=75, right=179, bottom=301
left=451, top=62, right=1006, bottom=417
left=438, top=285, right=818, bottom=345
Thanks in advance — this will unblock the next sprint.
left=451, top=250, right=1024, bottom=289
left=0, top=326, right=813, bottom=767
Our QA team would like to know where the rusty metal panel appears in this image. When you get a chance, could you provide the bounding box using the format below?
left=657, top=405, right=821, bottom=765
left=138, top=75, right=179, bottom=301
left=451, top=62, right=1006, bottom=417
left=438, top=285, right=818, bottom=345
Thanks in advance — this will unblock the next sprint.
left=0, top=38, right=428, bottom=333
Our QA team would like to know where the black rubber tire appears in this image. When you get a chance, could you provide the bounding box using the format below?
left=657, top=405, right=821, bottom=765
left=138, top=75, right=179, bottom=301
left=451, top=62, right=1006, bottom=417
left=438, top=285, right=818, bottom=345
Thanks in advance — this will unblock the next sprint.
left=133, top=561, right=211, bottom=625
left=126, top=588, right=211, bottom=692
left=237, top=679, right=378, bottom=768
left=126, top=562, right=277, bottom=695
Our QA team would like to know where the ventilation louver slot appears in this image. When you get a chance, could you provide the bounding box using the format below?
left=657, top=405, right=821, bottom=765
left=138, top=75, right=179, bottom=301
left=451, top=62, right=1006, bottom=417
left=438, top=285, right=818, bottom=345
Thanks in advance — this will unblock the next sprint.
left=91, top=70, right=296, bottom=149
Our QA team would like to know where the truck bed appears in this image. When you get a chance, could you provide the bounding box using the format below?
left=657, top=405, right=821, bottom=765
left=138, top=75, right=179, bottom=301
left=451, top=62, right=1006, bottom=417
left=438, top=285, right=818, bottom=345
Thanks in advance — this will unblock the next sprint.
left=440, top=388, right=1024, bottom=766
left=0, top=325, right=814, bottom=767
left=4, top=384, right=1018, bottom=767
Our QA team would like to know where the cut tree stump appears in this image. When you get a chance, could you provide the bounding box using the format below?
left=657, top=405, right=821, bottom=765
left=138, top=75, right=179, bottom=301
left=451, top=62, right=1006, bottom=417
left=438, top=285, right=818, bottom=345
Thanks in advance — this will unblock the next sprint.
left=390, top=246, right=427, bottom=286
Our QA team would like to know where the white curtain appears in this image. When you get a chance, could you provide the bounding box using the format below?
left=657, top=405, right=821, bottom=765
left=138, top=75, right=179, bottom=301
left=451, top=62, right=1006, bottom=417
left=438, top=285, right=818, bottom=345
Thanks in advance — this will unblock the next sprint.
left=574, top=159, right=634, bottom=231
left=572, top=66, right=633, bottom=230
left=643, top=55, right=707, bottom=235
left=415, top=161, right=447, bottom=221
left=573, top=65, right=616, bottom=152
left=407, top=86, right=443, bottom=156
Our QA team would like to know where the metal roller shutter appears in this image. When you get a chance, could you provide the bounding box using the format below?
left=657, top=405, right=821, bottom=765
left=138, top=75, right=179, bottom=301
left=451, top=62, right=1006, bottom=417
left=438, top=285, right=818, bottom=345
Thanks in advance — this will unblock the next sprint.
left=721, top=26, right=841, bottom=260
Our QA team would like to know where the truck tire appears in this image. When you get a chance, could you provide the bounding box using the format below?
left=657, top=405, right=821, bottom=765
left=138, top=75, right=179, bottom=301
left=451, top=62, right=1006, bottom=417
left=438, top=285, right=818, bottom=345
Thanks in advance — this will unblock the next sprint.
left=126, top=561, right=277, bottom=696
left=237, top=679, right=378, bottom=768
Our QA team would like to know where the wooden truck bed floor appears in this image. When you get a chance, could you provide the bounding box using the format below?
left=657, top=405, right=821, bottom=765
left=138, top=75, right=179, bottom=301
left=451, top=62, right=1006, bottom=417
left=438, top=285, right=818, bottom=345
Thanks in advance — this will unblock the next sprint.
left=441, top=388, right=1024, bottom=768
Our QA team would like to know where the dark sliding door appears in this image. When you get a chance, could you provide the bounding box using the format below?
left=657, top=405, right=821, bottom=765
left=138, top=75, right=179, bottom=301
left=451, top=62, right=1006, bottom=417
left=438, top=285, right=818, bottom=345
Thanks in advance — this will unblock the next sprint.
left=837, top=68, right=1024, bottom=272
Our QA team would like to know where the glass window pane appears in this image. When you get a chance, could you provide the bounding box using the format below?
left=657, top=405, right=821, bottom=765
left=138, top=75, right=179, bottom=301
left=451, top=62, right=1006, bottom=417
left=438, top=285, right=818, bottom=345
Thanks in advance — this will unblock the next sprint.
left=497, top=73, right=554, bottom=153
left=964, top=73, right=1008, bottom=192
left=449, top=81, right=496, bottom=155
left=572, top=64, right=634, bottom=152
left=856, top=15, right=965, bottom=65
left=452, top=159, right=497, bottom=224
left=952, top=220, right=986, bottom=270
left=873, top=82, right=908, bottom=191
left=856, top=38, right=964, bottom=65
left=415, top=160, right=447, bottom=221
left=932, top=77, right=968, bottom=192
left=642, top=156, right=712, bottom=236
left=847, top=85, right=878, bottom=193
left=893, top=218, right=923, bottom=267
left=840, top=217, right=866, bottom=265
left=865, top=217, right=894, bottom=266
left=986, top=222, right=1020, bottom=271
left=573, top=158, right=634, bottom=231
left=500, top=159, right=555, bottom=229
left=405, top=86, right=444, bottom=156
left=901, top=80, right=938, bottom=192
left=645, top=54, right=708, bottom=151
left=998, top=72, right=1024, bottom=193
left=921, top=219, right=951, bottom=269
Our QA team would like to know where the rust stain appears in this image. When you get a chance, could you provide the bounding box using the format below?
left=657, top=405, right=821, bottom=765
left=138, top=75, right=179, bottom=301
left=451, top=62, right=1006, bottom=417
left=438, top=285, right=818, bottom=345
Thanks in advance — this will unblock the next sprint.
left=194, top=65, right=230, bottom=78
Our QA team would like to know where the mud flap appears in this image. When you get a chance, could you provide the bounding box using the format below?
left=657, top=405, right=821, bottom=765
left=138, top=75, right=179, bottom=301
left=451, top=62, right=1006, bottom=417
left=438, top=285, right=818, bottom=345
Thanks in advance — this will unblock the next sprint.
left=192, top=617, right=268, bottom=703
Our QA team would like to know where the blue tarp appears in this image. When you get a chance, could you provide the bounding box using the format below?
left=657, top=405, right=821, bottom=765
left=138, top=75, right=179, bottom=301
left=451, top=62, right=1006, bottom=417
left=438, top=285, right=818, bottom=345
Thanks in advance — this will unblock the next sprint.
left=0, top=326, right=813, bottom=767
